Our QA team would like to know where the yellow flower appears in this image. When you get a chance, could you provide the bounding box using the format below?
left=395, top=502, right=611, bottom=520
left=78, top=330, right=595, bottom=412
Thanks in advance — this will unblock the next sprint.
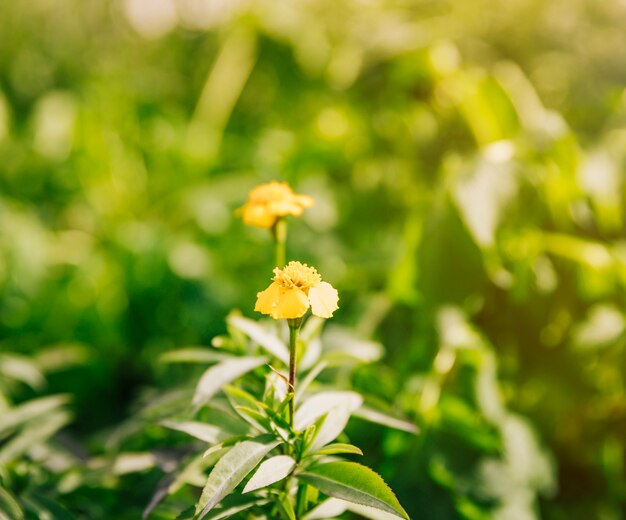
left=255, top=261, right=339, bottom=320
left=237, top=181, right=314, bottom=229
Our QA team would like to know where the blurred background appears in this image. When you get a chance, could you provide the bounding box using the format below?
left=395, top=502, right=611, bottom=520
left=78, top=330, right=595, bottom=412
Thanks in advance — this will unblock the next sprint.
left=1, top=0, right=626, bottom=518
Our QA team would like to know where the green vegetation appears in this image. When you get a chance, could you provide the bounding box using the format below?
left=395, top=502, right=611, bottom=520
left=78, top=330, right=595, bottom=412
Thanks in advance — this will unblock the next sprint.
left=1, top=0, right=626, bottom=518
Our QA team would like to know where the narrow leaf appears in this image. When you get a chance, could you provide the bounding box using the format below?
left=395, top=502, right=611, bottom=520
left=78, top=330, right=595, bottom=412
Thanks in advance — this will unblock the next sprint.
left=0, top=354, right=45, bottom=389
left=0, top=395, right=70, bottom=439
left=159, top=348, right=230, bottom=364
left=353, top=406, right=419, bottom=434
left=196, top=435, right=281, bottom=519
left=295, top=391, right=363, bottom=430
left=298, top=462, right=409, bottom=520
left=302, top=498, right=348, bottom=520
left=278, top=493, right=297, bottom=520
left=0, top=411, right=71, bottom=465
left=309, top=407, right=351, bottom=452
left=160, top=420, right=225, bottom=444
left=347, top=501, right=408, bottom=520
left=243, top=455, right=296, bottom=493
left=192, top=356, right=267, bottom=409
left=296, top=361, right=328, bottom=399
left=0, top=487, right=24, bottom=520
left=112, top=452, right=156, bottom=475
left=313, top=443, right=363, bottom=456
left=227, top=315, right=289, bottom=364
left=202, top=496, right=270, bottom=520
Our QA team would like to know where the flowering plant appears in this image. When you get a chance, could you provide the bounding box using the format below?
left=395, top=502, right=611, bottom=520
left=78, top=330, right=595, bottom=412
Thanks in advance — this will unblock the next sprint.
left=141, top=182, right=413, bottom=519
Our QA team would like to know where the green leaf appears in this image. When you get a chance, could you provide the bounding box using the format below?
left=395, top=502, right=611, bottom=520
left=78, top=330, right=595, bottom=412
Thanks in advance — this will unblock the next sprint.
left=22, top=495, right=76, bottom=520
left=0, top=410, right=71, bottom=466
left=298, top=462, right=409, bottom=520
left=308, top=407, right=352, bottom=452
left=0, top=487, right=24, bottom=520
left=295, top=391, right=363, bottom=430
left=347, top=501, right=406, bottom=520
left=302, top=498, right=347, bottom=520
left=296, top=361, right=328, bottom=399
left=160, top=420, right=225, bottom=444
left=233, top=407, right=271, bottom=432
left=321, top=328, right=384, bottom=364
left=312, top=443, right=363, bottom=456
left=278, top=493, right=297, bottom=520
left=192, top=356, right=267, bottom=409
left=195, top=434, right=281, bottom=519
left=353, top=406, right=419, bottom=434
left=159, top=348, right=230, bottom=364
left=227, top=315, right=289, bottom=364
left=203, top=435, right=250, bottom=459
left=201, top=496, right=270, bottom=520
left=0, top=354, right=45, bottom=389
left=224, top=386, right=270, bottom=431
left=0, top=395, right=70, bottom=439
left=111, top=452, right=156, bottom=475
left=242, top=455, right=296, bottom=493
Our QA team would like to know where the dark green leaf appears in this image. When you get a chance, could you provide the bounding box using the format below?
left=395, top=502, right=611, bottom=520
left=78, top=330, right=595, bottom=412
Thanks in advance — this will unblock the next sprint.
left=298, top=462, right=409, bottom=519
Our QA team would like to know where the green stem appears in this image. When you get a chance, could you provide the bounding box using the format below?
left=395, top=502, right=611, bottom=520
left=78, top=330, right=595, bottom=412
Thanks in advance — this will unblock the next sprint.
left=283, top=318, right=303, bottom=518
left=287, top=318, right=302, bottom=428
left=272, top=218, right=287, bottom=267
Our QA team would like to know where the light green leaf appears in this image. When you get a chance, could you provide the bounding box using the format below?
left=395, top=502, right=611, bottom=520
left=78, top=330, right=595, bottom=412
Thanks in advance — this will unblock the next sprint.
left=313, top=443, right=363, bottom=456
left=227, top=315, right=289, bottom=364
left=322, top=327, right=384, bottom=364
left=299, top=316, right=325, bottom=370
left=33, top=343, right=90, bottom=373
left=224, top=385, right=265, bottom=410
left=0, top=487, right=24, bottom=520
left=160, top=420, right=225, bottom=444
left=0, top=395, right=70, bottom=439
left=243, top=455, right=296, bottom=493
left=302, top=498, right=348, bottom=520
left=347, top=502, right=406, bottom=520
left=295, top=391, right=363, bottom=430
left=192, top=356, right=267, bottom=409
left=0, top=354, right=45, bottom=389
left=159, top=348, right=230, bottom=364
left=298, top=462, right=409, bottom=520
left=0, top=411, right=71, bottom=466
left=353, top=406, right=419, bottom=434
left=296, top=361, right=328, bottom=399
left=201, top=496, right=270, bottom=520
left=111, top=452, right=156, bottom=475
left=233, top=406, right=270, bottom=432
left=309, top=407, right=352, bottom=452
left=278, top=493, right=297, bottom=520
left=196, top=434, right=281, bottom=519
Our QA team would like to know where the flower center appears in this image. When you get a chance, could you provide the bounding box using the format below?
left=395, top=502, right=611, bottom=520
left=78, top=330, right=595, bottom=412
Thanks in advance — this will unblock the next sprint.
left=273, top=261, right=321, bottom=290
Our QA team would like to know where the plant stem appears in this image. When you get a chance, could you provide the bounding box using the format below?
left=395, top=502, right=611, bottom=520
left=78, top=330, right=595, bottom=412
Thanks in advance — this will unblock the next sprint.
left=287, top=318, right=302, bottom=427
left=272, top=218, right=287, bottom=267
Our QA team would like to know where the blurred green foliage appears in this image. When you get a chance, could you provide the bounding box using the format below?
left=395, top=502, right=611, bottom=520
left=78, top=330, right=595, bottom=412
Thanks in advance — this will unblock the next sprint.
left=1, top=0, right=626, bottom=518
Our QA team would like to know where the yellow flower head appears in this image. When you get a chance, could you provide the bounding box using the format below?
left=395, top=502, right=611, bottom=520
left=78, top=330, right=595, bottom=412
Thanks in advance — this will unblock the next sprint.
left=255, top=261, right=339, bottom=320
left=237, top=181, right=314, bottom=229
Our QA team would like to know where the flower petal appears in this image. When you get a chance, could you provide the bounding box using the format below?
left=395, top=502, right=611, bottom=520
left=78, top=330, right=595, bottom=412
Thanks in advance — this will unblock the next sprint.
left=308, top=282, right=339, bottom=318
left=242, top=204, right=277, bottom=228
left=294, top=194, right=314, bottom=208
left=255, top=282, right=282, bottom=316
left=268, top=200, right=304, bottom=217
left=274, top=287, right=310, bottom=319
